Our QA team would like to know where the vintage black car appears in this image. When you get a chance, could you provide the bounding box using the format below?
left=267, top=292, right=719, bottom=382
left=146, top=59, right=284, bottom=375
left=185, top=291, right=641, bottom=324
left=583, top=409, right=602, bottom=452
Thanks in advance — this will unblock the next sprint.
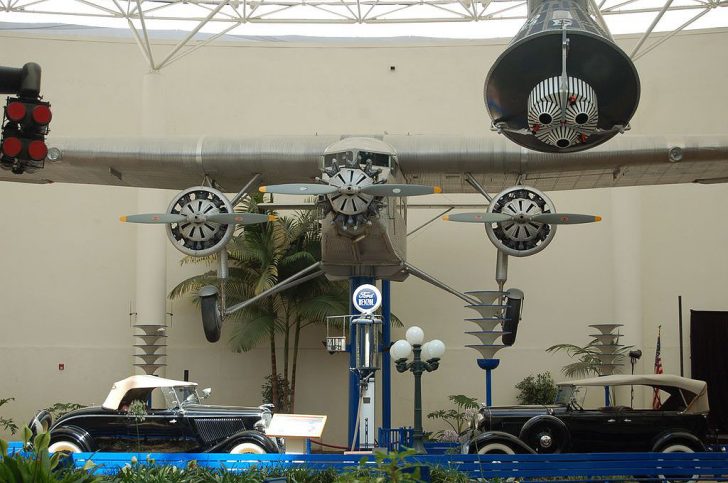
left=28, top=375, right=280, bottom=454
left=464, top=374, right=712, bottom=455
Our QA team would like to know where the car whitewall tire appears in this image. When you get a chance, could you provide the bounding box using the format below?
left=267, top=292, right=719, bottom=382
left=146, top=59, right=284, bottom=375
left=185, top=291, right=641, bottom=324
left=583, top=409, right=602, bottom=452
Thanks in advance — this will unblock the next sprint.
left=477, top=442, right=516, bottom=455
left=229, top=442, right=266, bottom=454
left=658, top=443, right=698, bottom=483
left=48, top=441, right=82, bottom=454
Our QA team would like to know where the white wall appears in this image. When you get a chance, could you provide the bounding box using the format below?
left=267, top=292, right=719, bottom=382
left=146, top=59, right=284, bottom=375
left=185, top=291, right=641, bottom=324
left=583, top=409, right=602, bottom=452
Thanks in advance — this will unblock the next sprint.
left=0, top=27, right=727, bottom=444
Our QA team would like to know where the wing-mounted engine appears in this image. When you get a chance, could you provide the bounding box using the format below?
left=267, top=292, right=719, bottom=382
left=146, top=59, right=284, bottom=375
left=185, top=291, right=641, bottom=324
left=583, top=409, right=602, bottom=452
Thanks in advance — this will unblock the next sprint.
left=485, top=186, right=557, bottom=257
left=166, top=186, right=235, bottom=256
left=122, top=185, right=275, bottom=257
left=445, top=185, right=601, bottom=258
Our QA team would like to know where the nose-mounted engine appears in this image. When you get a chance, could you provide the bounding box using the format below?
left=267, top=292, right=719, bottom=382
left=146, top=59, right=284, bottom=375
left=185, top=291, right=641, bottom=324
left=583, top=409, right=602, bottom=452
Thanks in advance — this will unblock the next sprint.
left=259, top=137, right=440, bottom=237
left=485, top=0, right=640, bottom=153
left=319, top=149, right=387, bottom=236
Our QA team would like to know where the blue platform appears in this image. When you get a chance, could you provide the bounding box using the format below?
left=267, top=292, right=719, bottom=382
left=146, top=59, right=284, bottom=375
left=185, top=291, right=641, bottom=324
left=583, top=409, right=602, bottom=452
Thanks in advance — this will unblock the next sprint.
left=6, top=442, right=728, bottom=481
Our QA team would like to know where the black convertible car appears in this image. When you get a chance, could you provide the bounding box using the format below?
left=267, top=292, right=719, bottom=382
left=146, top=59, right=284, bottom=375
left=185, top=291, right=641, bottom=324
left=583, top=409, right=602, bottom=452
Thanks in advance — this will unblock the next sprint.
left=29, top=375, right=281, bottom=454
left=464, top=374, right=712, bottom=455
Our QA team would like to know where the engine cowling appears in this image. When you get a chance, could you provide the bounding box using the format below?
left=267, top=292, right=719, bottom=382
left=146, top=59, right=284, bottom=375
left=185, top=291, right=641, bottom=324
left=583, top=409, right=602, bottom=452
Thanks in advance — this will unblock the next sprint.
left=166, top=186, right=235, bottom=256
left=485, top=186, right=557, bottom=257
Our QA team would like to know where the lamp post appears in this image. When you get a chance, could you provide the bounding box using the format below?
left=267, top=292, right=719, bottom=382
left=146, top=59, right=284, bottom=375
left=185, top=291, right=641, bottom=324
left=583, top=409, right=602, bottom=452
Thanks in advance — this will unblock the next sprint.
left=391, top=326, right=446, bottom=454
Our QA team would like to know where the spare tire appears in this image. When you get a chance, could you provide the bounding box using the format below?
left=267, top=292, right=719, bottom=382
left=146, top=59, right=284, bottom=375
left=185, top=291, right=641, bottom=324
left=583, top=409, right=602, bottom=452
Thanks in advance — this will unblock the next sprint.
left=518, top=415, right=570, bottom=454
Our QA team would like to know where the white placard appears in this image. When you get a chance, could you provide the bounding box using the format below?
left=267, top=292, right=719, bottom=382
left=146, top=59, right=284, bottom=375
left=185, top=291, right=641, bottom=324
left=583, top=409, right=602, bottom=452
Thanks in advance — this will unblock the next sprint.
left=266, top=414, right=327, bottom=438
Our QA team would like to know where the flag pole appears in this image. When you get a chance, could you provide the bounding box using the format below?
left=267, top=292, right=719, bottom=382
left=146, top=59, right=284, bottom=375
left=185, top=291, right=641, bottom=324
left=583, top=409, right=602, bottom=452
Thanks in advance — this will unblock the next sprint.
left=678, top=296, right=684, bottom=377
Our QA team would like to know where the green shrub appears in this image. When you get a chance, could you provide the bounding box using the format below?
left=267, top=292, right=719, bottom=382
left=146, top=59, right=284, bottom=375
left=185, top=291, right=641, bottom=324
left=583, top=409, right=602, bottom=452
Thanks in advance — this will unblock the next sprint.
left=1, top=397, right=18, bottom=435
left=427, top=394, right=480, bottom=442
left=0, top=425, right=101, bottom=482
left=44, top=403, right=86, bottom=421
left=514, top=372, right=558, bottom=405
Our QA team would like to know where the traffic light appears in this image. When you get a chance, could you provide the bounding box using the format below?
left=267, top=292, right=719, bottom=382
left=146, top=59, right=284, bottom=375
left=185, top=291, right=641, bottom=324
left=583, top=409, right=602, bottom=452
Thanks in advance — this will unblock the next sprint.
left=1, top=96, right=52, bottom=174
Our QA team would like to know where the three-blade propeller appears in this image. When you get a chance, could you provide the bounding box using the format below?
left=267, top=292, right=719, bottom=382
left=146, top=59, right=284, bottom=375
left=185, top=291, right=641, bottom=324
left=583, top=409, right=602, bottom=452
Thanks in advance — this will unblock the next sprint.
left=121, top=213, right=277, bottom=225
left=259, top=183, right=441, bottom=197
left=443, top=212, right=601, bottom=225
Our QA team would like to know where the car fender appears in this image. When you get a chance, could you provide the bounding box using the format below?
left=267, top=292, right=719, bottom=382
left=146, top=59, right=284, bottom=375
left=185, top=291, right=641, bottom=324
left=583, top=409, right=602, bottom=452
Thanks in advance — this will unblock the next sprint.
left=49, top=425, right=96, bottom=452
left=651, top=431, right=706, bottom=452
left=28, top=410, right=53, bottom=436
left=465, top=430, right=535, bottom=454
left=208, top=429, right=280, bottom=453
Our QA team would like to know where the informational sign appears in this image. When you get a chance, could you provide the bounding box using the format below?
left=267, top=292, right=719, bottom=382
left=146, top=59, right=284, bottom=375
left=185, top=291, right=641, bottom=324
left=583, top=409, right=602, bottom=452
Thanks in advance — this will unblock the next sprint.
left=352, top=284, right=382, bottom=314
left=266, top=414, right=327, bottom=438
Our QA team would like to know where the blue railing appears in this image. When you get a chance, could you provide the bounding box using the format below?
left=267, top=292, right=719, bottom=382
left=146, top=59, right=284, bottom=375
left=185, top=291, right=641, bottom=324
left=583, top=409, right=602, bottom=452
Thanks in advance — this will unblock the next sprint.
left=6, top=442, right=728, bottom=481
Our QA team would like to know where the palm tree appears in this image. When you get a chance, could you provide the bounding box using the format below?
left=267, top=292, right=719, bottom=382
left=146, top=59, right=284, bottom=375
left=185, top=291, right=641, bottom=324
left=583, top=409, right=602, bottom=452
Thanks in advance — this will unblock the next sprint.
left=546, top=340, right=633, bottom=379
left=170, top=203, right=348, bottom=412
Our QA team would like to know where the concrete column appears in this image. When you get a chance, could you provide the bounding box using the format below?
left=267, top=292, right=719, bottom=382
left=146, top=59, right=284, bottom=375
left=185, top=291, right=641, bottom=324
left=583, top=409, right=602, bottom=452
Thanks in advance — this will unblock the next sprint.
left=610, top=187, right=643, bottom=377
left=134, top=71, right=169, bottom=377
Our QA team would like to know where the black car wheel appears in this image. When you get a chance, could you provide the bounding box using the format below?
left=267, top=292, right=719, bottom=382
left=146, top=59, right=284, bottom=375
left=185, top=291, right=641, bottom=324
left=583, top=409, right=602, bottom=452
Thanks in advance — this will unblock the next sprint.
left=229, top=442, right=267, bottom=454
left=476, top=441, right=516, bottom=455
left=519, top=415, right=569, bottom=454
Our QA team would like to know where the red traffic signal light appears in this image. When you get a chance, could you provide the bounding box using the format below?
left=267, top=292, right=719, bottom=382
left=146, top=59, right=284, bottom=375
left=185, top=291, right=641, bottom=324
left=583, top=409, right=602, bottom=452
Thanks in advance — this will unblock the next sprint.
left=5, top=101, right=26, bottom=122
left=1, top=136, right=22, bottom=157
left=2, top=96, right=52, bottom=172
left=31, top=104, right=52, bottom=125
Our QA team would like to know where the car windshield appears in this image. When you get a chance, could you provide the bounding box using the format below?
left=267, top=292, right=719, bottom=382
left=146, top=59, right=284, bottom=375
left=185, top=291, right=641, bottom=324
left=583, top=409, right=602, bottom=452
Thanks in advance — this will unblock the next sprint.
left=160, top=386, right=200, bottom=409
left=555, top=385, right=587, bottom=407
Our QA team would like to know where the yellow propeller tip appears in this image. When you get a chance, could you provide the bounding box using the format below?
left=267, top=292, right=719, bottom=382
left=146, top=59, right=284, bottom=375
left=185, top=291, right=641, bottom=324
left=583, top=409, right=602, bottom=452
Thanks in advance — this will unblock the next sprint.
left=441, top=215, right=450, bottom=221
left=259, top=186, right=267, bottom=193
left=119, top=216, right=128, bottom=222
left=267, top=215, right=278, bottom=222
left=434, top=186, right=443, bottom=194
left=595, top=216, right=602, bottom=222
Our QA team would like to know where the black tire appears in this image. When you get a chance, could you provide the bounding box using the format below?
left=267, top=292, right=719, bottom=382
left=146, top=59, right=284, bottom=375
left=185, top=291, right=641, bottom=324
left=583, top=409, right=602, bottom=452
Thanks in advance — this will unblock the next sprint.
left=199, top=285, right=222, bottom=343
left=518, top=415, right=570, bottom=454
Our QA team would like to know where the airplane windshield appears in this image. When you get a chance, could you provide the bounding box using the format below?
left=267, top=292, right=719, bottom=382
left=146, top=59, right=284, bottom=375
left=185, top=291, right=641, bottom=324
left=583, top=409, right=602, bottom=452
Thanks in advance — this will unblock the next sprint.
left=356, top=151, right=391, bottom=168
left=324, top=151, right=355, bottom=168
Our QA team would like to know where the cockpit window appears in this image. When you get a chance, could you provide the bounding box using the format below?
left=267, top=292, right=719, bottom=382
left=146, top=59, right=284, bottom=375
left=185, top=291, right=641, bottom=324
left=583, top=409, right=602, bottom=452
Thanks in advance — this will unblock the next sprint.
left=356, top=151, right=391, bottom=168
left=323, top=151, right=355, bottom=168
left=323, top=151, right=391, bottom=170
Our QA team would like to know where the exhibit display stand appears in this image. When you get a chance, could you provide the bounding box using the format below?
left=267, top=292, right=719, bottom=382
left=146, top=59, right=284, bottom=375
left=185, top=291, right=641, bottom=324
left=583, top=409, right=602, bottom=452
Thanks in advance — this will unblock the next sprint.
left=266, top=414, right=327, bottom=454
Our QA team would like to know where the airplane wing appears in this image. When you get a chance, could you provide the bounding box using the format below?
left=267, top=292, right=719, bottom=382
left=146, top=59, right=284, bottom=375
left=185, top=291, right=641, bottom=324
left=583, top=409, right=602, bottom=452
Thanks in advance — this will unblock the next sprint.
left=3, top=134, right=727, bottom=193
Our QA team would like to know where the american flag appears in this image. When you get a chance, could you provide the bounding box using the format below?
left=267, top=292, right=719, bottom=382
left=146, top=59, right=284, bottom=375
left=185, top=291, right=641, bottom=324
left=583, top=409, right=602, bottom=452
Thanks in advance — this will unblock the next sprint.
left=652, top=325, right=663, bottom=410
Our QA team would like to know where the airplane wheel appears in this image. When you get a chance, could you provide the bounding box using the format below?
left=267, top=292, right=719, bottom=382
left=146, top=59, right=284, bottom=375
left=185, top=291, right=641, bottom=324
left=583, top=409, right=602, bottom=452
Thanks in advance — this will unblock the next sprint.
left=199, top=285, right=222, bottom=343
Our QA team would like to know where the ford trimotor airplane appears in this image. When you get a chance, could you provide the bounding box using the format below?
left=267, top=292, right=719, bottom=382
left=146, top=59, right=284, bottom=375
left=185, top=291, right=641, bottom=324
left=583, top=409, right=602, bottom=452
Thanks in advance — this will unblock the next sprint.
left=2, top=0, right=727, bottom=341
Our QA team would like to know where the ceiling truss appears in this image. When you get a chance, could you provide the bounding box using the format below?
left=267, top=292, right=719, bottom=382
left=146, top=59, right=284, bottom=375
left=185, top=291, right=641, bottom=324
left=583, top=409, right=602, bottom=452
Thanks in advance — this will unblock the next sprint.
left=0, top=0, right=725, bottom=70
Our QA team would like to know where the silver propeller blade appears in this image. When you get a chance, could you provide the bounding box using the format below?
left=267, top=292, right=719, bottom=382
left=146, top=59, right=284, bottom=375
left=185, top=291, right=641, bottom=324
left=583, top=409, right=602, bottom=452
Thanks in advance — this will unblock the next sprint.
left=259, top=184, right=337, bottom=195
left=530, top=213, right=602, bottom=224
left=443, top=213, right=513, bottom=223
left=120, top=214, right=186, bottom=224
left=361, top=184, right=441, bottom=197
left=206, top=213, right=277, bottom=225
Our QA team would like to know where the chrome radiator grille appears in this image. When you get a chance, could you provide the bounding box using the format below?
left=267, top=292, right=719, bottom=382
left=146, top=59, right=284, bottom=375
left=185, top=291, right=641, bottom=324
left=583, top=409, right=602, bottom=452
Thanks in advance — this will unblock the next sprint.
left=193, top=418, right=246, bottom=444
